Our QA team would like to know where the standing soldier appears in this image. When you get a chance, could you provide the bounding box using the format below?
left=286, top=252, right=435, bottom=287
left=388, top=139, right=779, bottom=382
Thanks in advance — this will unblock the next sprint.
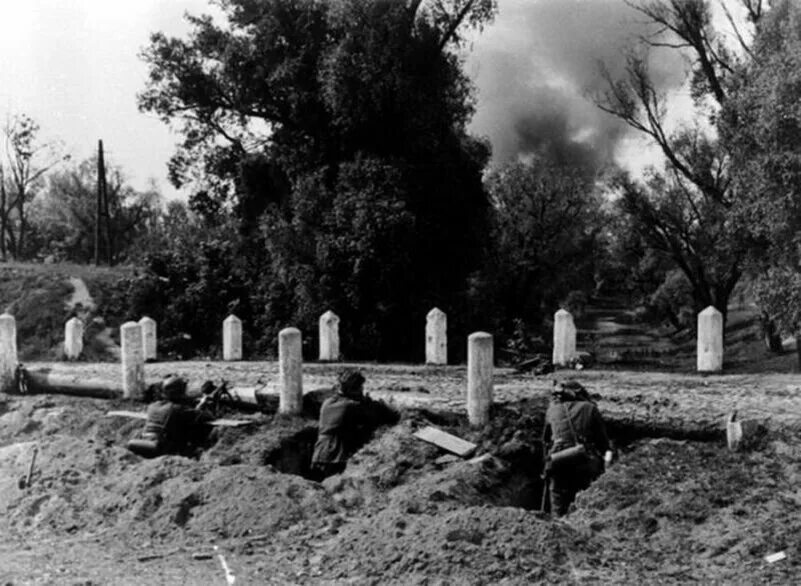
left=542, top=380, right=612, bottom=516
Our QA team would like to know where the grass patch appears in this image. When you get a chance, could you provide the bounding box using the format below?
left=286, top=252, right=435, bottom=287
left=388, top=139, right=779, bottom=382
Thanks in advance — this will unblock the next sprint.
left=0, top=262, right=134, bottom=360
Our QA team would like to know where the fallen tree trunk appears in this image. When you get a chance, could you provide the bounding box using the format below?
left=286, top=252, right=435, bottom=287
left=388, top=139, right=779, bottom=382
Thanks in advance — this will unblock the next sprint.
left=9, top=366, right=335, bottom=416
left=21, top=368, right=122, bottom=399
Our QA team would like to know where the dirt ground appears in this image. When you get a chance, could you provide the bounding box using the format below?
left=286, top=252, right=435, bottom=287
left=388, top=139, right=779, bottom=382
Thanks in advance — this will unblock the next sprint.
left=2, top=361, right=801, bottom=584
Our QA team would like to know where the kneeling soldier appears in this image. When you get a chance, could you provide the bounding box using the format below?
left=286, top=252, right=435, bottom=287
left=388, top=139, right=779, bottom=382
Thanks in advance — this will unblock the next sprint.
left=127, top=375, right=214, bottom=458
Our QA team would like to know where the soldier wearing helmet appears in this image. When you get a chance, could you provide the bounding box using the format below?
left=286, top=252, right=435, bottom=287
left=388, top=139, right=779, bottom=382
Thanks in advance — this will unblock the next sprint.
left=127, top=374, right=214, bottom=458
left=542, top=380, right=611, bottom=516
left=310, top=369, right=369, bottom=480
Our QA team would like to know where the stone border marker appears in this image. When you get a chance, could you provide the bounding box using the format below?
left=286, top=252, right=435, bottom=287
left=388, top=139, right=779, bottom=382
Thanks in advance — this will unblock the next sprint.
left=279, top=327, right=303, bottom=414
left=120, top=321, right=145, bottom=399
left=0, top=313, right=17, bottom=392
left=139, top=316, right=157, bottom=362
left=426, top=308, right=447, bottom=365
left=318, top=310, right=340, bottom=361
left=467, top=332, right=493, bottom=426
left=697, top=306, right=723, bottom=373
left=223, top=315, right=243, bottom=361
left=64, top=316, right=84, bottom=360
left=552, top=309, right=577, bottom=366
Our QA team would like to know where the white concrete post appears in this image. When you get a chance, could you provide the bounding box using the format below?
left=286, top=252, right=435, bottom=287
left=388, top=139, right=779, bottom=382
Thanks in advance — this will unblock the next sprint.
left=697, top=306, right=723, bottom=372
left=139, top=316, right=157, bottom=362
left=426, top=308, right=447, bottom=365
left=552, top=309, right=577, bottom=366
left=0, top=313, right=17, bottom=392
left=64, top=317, right=84, bottom=361
left=121, top=321, right=145, bottom=399
left=467, top=332, right=493, bottom=426
left=279, top=327, right=303, bottom=414
left=318, top=310, right=340, bottom=361
left=223, top=315, right=243, bottom=361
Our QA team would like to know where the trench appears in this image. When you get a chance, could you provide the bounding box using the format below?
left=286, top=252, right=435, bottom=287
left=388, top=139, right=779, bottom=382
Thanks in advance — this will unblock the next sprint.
left=261, top=426, right=320, bottom=479
left=257, top=400, right=725, bottom=516
left=260, top=396, right=401, bottom=481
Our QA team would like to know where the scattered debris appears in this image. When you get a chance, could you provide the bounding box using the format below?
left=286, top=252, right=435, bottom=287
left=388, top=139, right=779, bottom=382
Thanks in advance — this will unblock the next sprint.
left=765, top=551, right=786, bottom=564
left=215, top=545, right=236, bottom=585
left=413, top=426, right=477, bottom=457
left=724, top=411, right=765, bottom=451
left=513, top=354, right=554, bottom=375
left=137, top=548, right=183, bottom=562
left=434, top=454, right=461, bottom=466
left=17, top=445, right=38, bottom=489
left=192, top=552, right=214, bottom=561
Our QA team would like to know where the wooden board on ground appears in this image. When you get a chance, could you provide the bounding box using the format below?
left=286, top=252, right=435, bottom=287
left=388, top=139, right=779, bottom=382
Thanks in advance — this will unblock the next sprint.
left=413, top=425, right=477, bottom=457
left=106, top=410, right=254, bottom=428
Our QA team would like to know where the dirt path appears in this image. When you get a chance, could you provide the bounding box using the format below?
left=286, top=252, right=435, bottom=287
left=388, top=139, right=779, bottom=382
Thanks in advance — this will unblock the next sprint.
left=65, top=276, right=95, bottom=315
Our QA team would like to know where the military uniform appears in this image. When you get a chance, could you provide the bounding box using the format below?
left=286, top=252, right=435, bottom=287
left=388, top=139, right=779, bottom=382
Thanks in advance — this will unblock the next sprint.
left=128, top=375, right=214, bottom=458
left=311, top=393, right=367, bottom=478
left=141, top=400, right=214, bottom=456
left=311, top=369, right=368, bottom=480
left=543, top=395, right=610, bottom=516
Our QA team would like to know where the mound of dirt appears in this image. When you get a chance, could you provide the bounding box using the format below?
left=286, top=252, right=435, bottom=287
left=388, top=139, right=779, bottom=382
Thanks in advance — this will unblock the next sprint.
left=4, top=367, right=801, bottom=583
left=317, top=506, right=589, bottom=584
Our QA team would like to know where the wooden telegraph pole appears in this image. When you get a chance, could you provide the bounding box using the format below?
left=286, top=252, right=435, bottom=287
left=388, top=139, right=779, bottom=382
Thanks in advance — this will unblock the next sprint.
left=95, top=140, right=102, bottom=265
left=95, top=140, right=112, bottom=265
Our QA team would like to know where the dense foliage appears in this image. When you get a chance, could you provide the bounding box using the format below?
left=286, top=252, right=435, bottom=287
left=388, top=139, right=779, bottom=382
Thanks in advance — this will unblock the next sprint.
left=27, top=157, right=162, bottom=264
left=481, top=158, right=607, bottom=341
left=721, top=0, right=801, bottom=338
left=135, top=0, right=499, bottom=360
left=595, top=0, right=764, bottom=325
left=15, top=0, right=801, bottom=363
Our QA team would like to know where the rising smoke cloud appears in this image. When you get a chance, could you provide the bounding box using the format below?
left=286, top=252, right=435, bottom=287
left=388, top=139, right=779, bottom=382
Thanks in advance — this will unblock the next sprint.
left=467, top=0, right=687, bottom=176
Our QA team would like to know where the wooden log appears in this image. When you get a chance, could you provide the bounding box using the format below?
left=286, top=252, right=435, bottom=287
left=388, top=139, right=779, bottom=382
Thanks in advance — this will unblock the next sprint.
left=23, top=368, right=122, bottom=399
left=413, top=425, right=477, bottom=457
left=106, top=410, right=254, bottom=428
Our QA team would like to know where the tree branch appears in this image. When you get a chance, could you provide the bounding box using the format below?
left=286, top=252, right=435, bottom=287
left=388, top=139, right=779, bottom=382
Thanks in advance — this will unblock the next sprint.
left=437, top=0, right=476, bottom=52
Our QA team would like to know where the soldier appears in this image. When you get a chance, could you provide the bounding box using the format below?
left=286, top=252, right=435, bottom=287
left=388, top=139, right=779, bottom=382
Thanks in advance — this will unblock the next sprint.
left=542, top=380, right=612, bottom=516
left=310, top=369, right=369, bottom=480
left=127, top=374, right=214, bottom=458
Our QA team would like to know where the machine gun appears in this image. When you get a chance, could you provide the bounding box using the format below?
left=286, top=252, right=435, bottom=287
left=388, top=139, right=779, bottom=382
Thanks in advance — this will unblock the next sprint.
left=195, top=379, right=233, bottom=417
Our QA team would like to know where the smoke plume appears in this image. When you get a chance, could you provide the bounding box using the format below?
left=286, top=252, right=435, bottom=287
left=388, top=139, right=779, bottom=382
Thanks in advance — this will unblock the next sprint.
left=467, top=0, right=687, bottom=176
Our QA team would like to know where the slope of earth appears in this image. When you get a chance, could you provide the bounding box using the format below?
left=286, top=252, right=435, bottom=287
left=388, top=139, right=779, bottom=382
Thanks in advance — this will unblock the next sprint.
left=2, top=363, right=801, bottom=584
left=0, top=262, right=132, bottom=361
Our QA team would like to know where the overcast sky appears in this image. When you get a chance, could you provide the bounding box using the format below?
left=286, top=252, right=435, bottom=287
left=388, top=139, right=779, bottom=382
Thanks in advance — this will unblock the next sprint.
left=0, top=0, right=741, bottom=201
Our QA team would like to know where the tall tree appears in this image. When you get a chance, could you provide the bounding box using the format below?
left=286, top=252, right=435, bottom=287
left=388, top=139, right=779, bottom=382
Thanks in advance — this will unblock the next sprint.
left=483, top=157, right=605, bottom=336
left=595, top=0, right=763, bottom=322
left=1, top=114, right=64, bottom=259
left=720, top=0, right=801, bottom=356
left=31, top=157, right=161, bottom=263
left=138, top=0, right=496, bottom=359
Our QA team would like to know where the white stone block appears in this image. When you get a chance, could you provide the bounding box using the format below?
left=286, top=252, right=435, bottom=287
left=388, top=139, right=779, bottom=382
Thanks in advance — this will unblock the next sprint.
left=697, top=306, right=723, bottom=372
left=0, top=313, right=17, bottom=392
left=223, top=315, right=243, bottom=361
left=552, top=309, right=577, bottom=366
left=279, top=327, right=303, bottom=414
left=318, top=310, right=340, bottom=361
left=120, top=321, right=145, bottom=399
left=467, top=332, right=493, bottom=426
left=138, top=316, right=157, bottom=361
left=64, top=317, right=84, bottom=360
left=426, top=308, right=447, bottom=365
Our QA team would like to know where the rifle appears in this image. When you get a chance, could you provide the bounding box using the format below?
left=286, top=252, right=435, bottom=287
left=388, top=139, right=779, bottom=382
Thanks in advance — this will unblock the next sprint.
left=540, top=447, right=551, bottom=513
